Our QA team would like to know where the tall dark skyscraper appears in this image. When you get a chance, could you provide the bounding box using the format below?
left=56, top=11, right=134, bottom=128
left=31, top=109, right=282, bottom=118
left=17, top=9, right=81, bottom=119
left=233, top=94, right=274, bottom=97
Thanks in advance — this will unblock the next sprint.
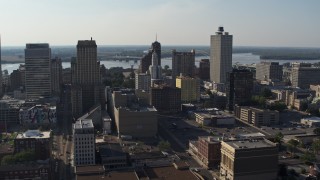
left=226, top=69, right=253, bottom=111
left=71, top=39, right=102, bottom=118
left=171, top=49, right=195, bottom=80
left=139, top=40, right=161, bottom=73
left=210, top=27, right=233, bottom=84
left=25, top=43, right=51, bottom=99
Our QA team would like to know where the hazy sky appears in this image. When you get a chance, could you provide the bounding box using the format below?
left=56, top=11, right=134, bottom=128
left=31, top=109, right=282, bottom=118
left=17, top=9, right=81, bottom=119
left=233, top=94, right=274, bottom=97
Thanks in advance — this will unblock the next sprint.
left=0, top=0, right=319, bottom=47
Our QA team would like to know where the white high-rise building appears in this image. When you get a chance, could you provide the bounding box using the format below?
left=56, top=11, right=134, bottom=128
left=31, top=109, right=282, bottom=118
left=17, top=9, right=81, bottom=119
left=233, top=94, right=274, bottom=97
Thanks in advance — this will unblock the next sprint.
left=73, top=119, right=95, bottom=166
left=149, top=51, right=162, bottom=85
left=210, top=27, right=233, bottom=84
left=25, top=43, right=51, bottom=99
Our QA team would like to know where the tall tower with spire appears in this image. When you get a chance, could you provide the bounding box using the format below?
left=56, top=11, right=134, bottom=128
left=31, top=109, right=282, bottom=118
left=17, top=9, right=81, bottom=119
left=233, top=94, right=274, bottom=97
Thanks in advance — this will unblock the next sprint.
left=149, top=51, right=162, bottom=86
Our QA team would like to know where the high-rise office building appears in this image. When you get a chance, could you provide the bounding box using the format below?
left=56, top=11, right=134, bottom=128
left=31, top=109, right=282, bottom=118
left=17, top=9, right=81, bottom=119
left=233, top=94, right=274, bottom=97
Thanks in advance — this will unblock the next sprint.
left=256, top=62, right=283, bottom=82
left=291, top=63, right=320, bottom=89
left=25, top=43, right=51, bottom=99
left=73, top=119, right=95, bottom=166
left=226, top=69, right=253, bottom=111
left=199, top=59, right=210, bottom=80
left=176, top=75, right=200, bottom=103
left=210, top=27, right=233, bottom=84
left=150, top=85, right=181, bottom=113
left=51, top=57, right=62, bottom=95
left=135, top=73, right=151, bottom=92
left=71, top=39, right=102, bottom=118
left=139, top=40, right=161, bottom=73
left=149, top=51, right=162, bottom=85
left=172, top=49, right=195, bottom=80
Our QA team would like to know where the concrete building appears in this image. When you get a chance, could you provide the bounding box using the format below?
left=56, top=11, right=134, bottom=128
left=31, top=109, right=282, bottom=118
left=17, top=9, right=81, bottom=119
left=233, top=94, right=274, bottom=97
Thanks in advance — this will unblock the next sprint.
left=139, top=40, right=161, bottom=73
left=256, top=62, right=283, bottom=82
left=14, top=130, right=51, bottom=160
left=135, top=73, right=151, bottom=92
left=150, top=85, right=181, bottom=113
left=98, top=143, right=129, bottom=170
left=195, top=112, right=235, bottom=126
left=291, top=63, right=320, bottom=89
left=226, top=69, right=253, bottom=111
left=71, top=39, right=102, bottom=118
left=197, top=136, right=221, bottom=168
left=237, top=106, right=279, bottom=127
left=51, top=57, right=62, bottom=95
left=210, top=27, right=233, bottom=84
left=112, top=91, right=158, bottom=137
left=301, top=117, right=320, bottom=127
left=172, top=49, right=195, bottom=80
left=25, top=43, right=51, bottom=99
left=176, top=75, right=200, bottom=103
left=0, top=162, right=52, bottom=180
left=199, top=59, right=210, bottom=80
left=310, top=84, right=320, bottom=98
left=62, top=67, right=71, bottom=84
left=9, top=69, right=23, bottom=91
left=73, top=119, right=96, bottom=166
left=220, top=139, right=278, bottom=180
left=149, top=51, right=162, bottom=86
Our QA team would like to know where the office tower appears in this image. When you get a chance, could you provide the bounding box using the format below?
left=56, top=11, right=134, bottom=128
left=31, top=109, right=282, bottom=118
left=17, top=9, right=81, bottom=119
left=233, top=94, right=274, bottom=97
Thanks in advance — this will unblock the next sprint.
left=139, top=40, right=161, bottom=73
left=149, top=51, right=162, bottom=85
left=220, top=139, right=278, bottom=180
left=51, top=57, right=62, bottom=95
left=150, top=85, right=181, bottom=113
left=210, top=27, right=233, bottom=84
left=291, top=63, right=320, bottom=89
left=172, top=49, right=195, bottom=80
left=226, top=69, right=253, bottom=111
left=176, top=75, right=200, bottom=103
left=256, top=62, right=283, bottom=82
left=0, top=36, right=3, bottom=97
left=199, top=59, right=210, bottom=80
left=25, top=43, right=51, bottom=99
left=71, top=39, right=101, bottom=118
left=73, top=119, right=95, bottom=166
left=151, top=40, right=161, bottom=65
left=135, top=73, right=151, bottom=92
left=10, top=69, right=22, bottom=91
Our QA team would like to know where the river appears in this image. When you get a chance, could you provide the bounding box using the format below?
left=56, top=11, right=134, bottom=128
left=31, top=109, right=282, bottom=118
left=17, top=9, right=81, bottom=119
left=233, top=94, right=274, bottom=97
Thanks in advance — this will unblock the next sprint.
left=2, top=53, right=320, bottom=74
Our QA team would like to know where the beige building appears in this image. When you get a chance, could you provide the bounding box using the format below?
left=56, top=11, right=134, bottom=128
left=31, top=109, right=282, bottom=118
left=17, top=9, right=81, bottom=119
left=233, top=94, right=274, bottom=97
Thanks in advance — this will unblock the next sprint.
left=237, top=106, right=279, bottom=127
left=112, top=91, right=157, bottom=137
left=210, top=27, right=233, bottom=84
left=310, top=84, right=320, bottom=98
left=220, top=139, right=278, bottom=180
left=291, top=63, right=320, bottom=89
left=256, top=62, right=283, bottom=82
left=176, top=76, right=200, bottom=103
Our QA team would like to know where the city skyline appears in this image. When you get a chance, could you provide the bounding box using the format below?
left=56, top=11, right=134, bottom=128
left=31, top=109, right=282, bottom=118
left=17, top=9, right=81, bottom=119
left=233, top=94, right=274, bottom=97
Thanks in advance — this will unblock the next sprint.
left=0, top=0, right=319, bottom=47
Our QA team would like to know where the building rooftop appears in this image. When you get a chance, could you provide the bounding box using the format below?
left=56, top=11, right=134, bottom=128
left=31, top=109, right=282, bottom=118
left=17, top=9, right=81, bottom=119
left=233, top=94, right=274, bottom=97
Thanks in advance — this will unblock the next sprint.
left=77, top=39, right=97, bottom=47
left=99, top=143, right=126, bottom=157
left=224, top=138, right=276, bottom=149
left=75, top=165, right=105, bottom=175
left=237, top=132, right=266, bottom=139
left=144, top=166, right=198, bottom=180
left=74, top=119, right=94, bottom=129
left=16, top=130, right=51, bottom=139
left=301, top=117, right=320, bottom=122
left=76, top=170, right=137, bottom=180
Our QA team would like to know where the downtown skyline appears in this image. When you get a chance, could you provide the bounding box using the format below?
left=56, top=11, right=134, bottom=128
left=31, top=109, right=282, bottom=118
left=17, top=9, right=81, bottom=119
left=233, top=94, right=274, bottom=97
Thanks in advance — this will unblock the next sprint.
left=0, top=0, right=319, bottom=47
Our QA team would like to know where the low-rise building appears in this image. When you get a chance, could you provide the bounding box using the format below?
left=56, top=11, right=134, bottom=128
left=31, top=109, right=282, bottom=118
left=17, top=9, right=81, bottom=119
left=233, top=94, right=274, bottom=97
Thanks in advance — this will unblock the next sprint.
left=195, top=112, right=235, bottom=126
left=98, top=143, right=129, bottom=170
left=197, top=136, right=221, bottom=168
left=14, top=130, right=51, bottom=160
left=0, top=162, right=52, bottom=180
left=301, top=117, right=320, bottom=127
left=220, top=138, right=278, bottom=180
left=237, top=106, right=279, bottom=127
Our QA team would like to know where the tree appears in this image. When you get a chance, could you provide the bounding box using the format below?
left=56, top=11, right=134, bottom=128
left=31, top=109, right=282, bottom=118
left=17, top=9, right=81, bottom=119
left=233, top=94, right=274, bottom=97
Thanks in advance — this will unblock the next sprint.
left=274, top=132, right=284, bottom=149
left=261, top=88, right=272, bottom=98
left=313, top=128, right=320, bottom=135
left=269, top=102, right=287, bottom=112
left=287, top=139, right=299, bottom=155
left=312, top=139, right=320, bottom=154
left=300, top=152, right=316, bottom=163
left=158, top=140, right=171, bottom=151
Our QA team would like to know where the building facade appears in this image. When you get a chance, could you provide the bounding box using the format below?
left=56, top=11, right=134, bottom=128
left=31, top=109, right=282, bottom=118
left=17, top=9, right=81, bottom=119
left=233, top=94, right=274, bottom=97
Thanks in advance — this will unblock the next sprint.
left=150, top=85, right=181, bottom=113
left=237, top=106, right=279, bottom=127
left=135, top=73, right=151, bottom=92
left=139, top=40, right=161, bottom=73
left=220, top=139, right=278, bottom=180
left=25, top=43, right=51, bottom=99
left=198, top=136, right=221, bottom=168
left=149, top=51, right=162, bottom=86
left=51, top=57, right=62, bottom=95
left=172, top=49, right=195, bottom=80
left=71, top=39, right=102, bottom=118
left=176, top=76, right=200, bottom=103
left=226, top=69, right=253, bottom=111
left=256, top=62, right=283, bottom=82
left=73, top=119, right=96, bottom=166
left=210, top=27, right=233, bottom=84
left=199, top=59, right=210, bottom=80
left=291, top=63, right=320, bottom=89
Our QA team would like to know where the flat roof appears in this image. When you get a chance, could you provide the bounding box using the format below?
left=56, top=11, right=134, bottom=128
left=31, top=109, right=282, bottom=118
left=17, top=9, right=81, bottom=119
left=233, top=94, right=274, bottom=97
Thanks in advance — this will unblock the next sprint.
left=16, top=130, right=50, bottom=139
left=301, top=117, right=320, bottom=122
left=74, top=119, right=94, bottom=129
left=76, top=171, right=137, bottom=180
left=99, top=143, right=126, bottom=157
left=238, top=132, right=266, bottom=138
left=144, top=166, right=198, bottom=180
left=76, top=165, right=104, bottom=174
left=224, top=138, right=276, bottom=149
